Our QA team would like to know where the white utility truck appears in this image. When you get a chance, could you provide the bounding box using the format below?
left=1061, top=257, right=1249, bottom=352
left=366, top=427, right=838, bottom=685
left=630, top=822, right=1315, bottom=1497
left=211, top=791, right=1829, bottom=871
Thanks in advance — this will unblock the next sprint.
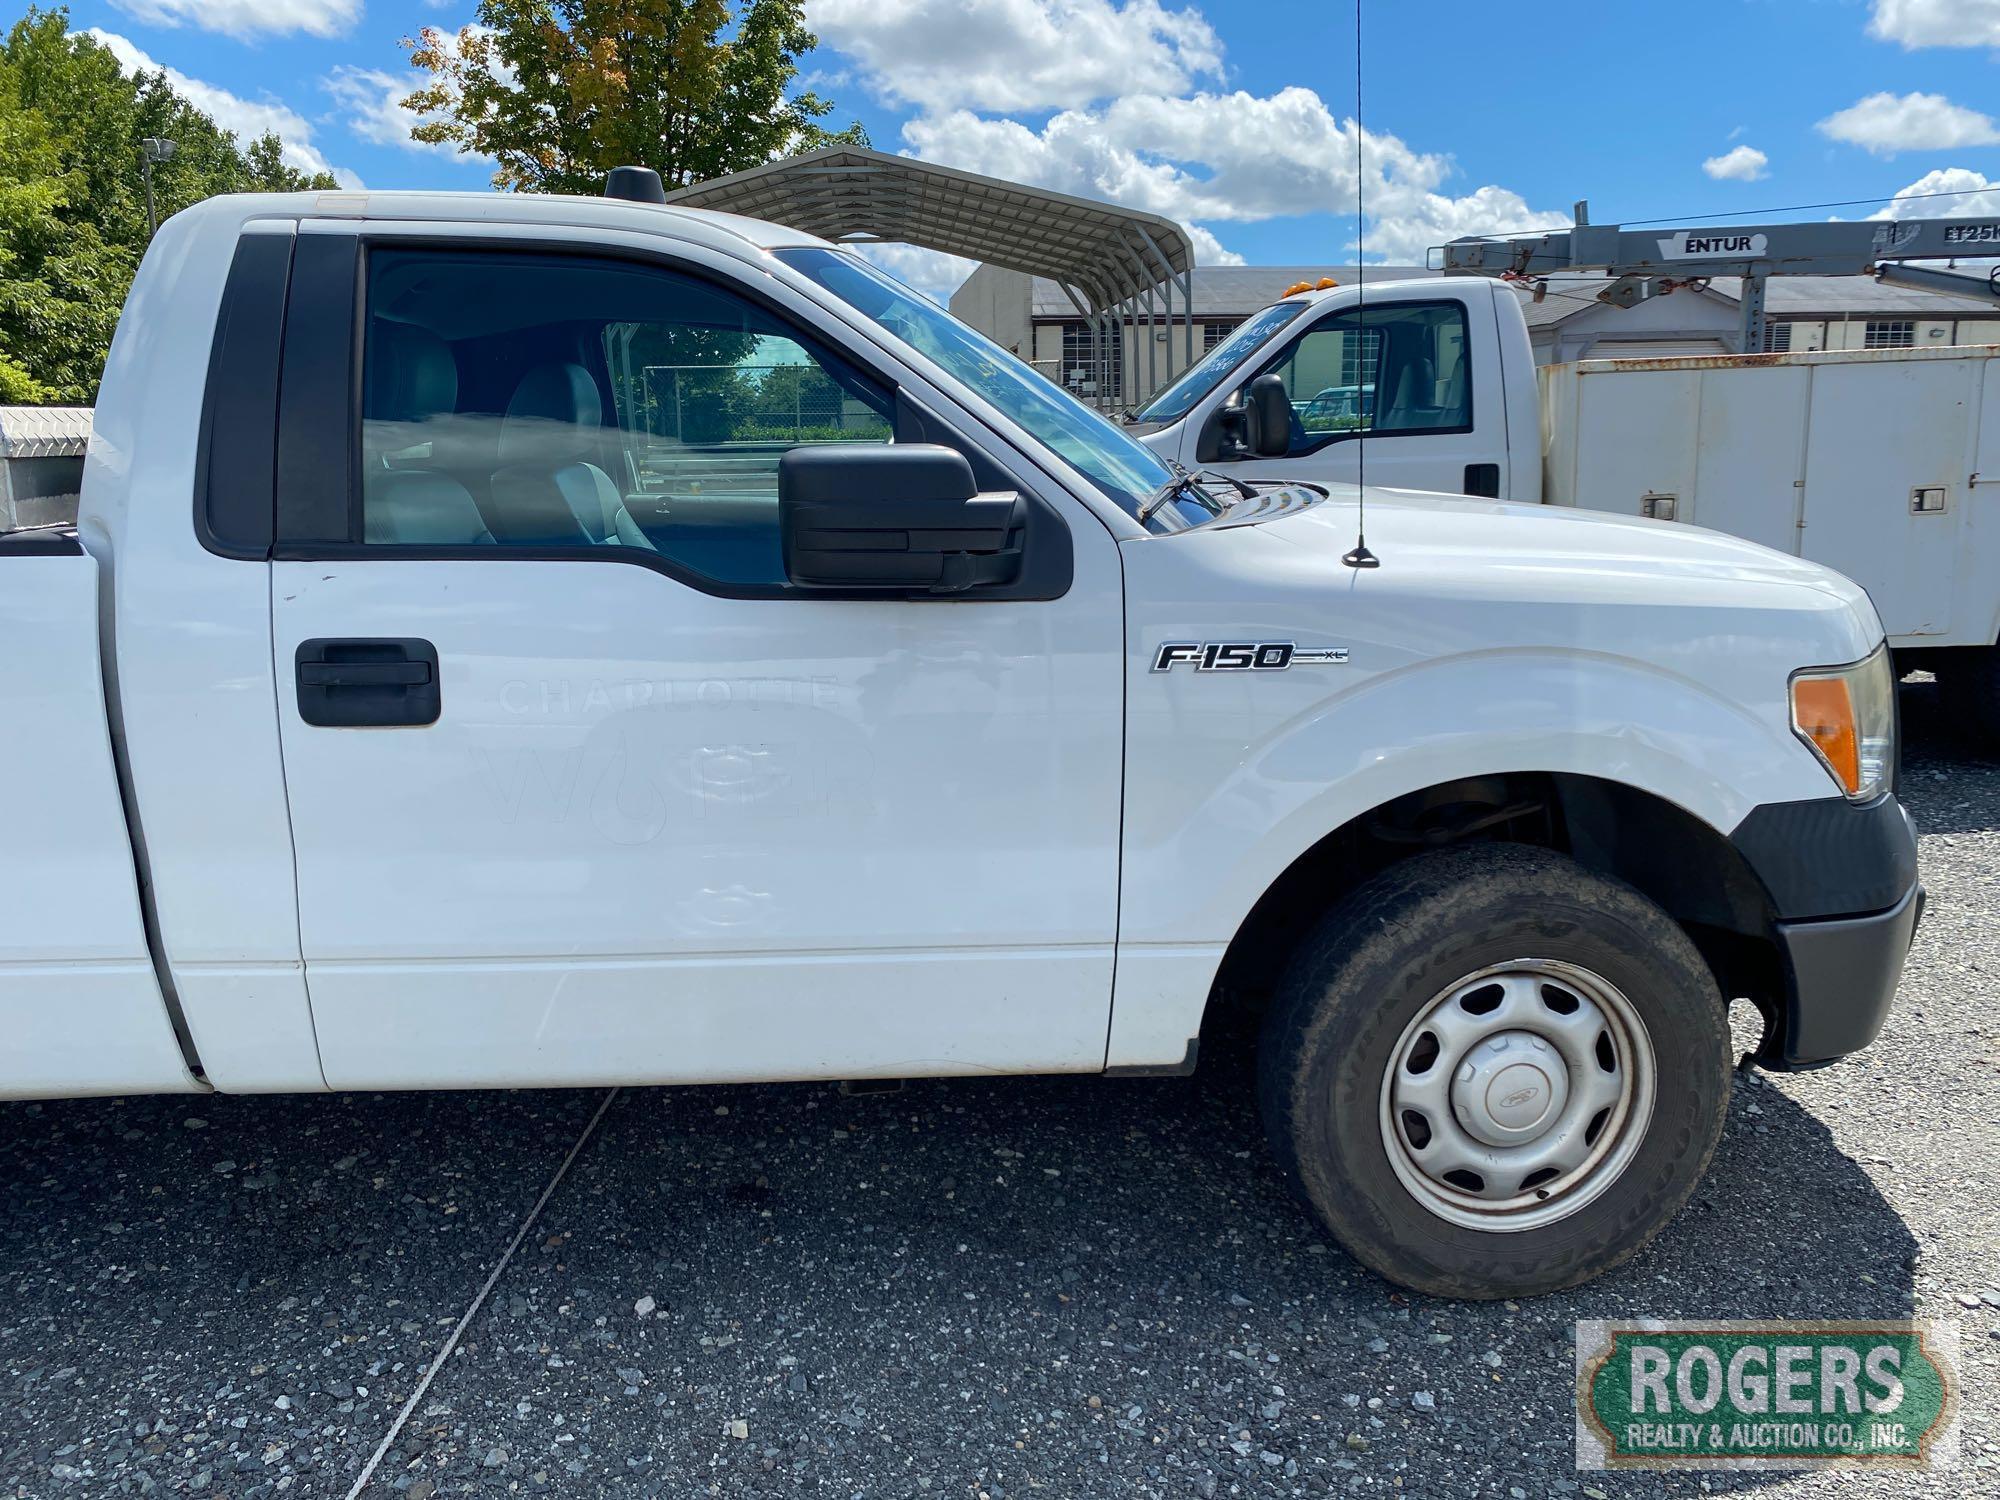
left=1128, top=271, right=2000, bottom=743
left=1, top=183, right=1920, bottom=1300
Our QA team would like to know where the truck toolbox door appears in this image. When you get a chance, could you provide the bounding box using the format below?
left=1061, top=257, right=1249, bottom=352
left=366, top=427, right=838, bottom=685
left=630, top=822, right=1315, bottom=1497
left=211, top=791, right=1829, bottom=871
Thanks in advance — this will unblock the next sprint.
left=265, top=226, right=1124, bottom=1089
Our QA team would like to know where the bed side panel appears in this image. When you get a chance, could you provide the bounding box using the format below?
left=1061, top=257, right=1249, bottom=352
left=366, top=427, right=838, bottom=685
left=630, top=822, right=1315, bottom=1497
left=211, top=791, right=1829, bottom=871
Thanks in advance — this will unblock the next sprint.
left=0, top=548, right=199, bottom=1097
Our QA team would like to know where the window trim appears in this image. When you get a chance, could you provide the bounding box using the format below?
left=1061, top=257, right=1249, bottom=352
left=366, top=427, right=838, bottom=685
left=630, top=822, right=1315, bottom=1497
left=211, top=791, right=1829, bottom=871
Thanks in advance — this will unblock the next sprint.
left=195, top=228, right=295, bottom=560
left=1242, top=296, right=1476, bottom=458
left=270, top=232, right=1072, bottom=602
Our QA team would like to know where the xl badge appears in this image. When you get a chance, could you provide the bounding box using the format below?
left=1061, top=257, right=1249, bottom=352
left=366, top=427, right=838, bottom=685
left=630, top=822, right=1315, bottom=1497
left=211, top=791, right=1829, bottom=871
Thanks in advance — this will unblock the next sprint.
left=1151, top=642, right=1349, bottom=672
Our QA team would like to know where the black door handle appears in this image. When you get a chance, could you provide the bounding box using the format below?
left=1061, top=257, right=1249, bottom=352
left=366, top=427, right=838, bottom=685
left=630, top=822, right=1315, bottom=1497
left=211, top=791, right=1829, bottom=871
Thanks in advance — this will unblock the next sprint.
left=295, top=638, right=440, bottom=727
left=1463, top=462, right=1502, bottom=499
left=298, top=661, right=431, bottom=688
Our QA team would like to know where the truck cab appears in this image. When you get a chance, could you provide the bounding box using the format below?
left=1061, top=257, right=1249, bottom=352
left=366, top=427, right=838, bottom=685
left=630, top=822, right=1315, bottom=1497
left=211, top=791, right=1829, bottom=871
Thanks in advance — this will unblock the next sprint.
left=1127, top=276, right=1540, bottom=501
left=0, top=188, right=1920, bottom=1300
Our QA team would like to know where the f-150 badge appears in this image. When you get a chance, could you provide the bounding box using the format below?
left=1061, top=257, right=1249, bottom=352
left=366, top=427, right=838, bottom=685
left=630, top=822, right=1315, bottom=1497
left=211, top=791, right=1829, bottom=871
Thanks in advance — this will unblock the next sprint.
left=1151, top=642, right=1350, bottom=672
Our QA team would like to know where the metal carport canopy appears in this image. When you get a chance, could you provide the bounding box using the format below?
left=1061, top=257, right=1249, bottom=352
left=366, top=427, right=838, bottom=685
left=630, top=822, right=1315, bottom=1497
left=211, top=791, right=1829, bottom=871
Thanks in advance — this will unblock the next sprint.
left=664, top=146, right=1192, bottom=307
left=663, top=146, right=1199, bottom=403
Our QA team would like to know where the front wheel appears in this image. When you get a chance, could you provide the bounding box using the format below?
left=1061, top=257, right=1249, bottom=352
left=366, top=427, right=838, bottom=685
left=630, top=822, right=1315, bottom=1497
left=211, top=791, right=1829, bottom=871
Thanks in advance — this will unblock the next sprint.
left=1257, top=843, right=1731, bottom=1299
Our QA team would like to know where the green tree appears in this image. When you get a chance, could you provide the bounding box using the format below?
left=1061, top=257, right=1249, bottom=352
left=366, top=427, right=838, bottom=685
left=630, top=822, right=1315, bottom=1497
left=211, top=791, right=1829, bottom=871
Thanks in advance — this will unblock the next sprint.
left=404, top=0, right=866, bottom=195
left=0, top=7, right=336, bottom=404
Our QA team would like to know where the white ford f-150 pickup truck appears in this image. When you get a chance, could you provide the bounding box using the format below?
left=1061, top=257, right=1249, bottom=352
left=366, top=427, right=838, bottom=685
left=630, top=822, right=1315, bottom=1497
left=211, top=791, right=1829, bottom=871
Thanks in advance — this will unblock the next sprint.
left=0, top=186, right=1920, bottom=1299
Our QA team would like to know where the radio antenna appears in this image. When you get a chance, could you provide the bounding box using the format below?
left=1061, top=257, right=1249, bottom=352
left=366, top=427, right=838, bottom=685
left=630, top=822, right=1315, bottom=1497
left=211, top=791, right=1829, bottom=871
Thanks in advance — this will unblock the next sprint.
left=1342, top=0, right=1380, bottom=569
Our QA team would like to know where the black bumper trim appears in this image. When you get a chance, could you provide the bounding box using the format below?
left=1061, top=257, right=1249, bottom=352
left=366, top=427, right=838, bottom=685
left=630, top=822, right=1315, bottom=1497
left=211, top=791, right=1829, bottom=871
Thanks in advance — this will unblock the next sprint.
left=1759, top=881, right=1923, bottom=1070
left=1731, top=793, right=1918, bottom=920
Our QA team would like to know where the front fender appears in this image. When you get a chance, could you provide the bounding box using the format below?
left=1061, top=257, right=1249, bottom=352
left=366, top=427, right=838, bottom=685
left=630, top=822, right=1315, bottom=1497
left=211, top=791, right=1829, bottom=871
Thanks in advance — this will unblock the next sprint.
left=1107, top=648, right=1839, bottom=1068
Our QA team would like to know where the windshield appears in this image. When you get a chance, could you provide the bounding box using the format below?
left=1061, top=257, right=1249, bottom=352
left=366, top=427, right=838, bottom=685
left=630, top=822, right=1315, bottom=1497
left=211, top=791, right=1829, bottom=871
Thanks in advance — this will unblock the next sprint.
left=1131, top=300, right=1310, bottom=423
left=776, top=247, right=1213, bottom=523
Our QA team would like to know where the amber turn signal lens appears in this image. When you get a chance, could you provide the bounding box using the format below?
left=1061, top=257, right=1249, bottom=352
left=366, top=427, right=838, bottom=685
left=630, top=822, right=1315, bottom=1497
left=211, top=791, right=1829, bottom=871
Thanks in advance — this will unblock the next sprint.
left=1791, top=675, right=1861, bottom=794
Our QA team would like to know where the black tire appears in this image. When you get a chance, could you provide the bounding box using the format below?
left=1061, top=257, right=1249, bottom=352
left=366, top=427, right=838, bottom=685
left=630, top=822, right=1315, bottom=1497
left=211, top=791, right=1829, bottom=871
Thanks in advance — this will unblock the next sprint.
left=1257, top=843, right=1730, bottom=1300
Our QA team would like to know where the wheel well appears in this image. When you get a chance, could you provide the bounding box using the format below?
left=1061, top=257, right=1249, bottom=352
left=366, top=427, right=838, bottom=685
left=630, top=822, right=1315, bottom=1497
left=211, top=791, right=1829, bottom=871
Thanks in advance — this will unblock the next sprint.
left=1211, top=772, right=1784, bottom=1036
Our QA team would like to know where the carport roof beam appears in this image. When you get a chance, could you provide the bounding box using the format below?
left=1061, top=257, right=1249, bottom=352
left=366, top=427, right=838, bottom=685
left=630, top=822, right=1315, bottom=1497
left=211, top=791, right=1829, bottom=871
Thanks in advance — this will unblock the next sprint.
left=663, top=147, right=1196, bottom=314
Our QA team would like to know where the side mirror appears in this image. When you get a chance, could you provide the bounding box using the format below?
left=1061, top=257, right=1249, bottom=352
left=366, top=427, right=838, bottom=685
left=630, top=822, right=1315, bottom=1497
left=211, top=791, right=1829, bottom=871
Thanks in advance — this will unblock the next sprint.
left=1243, top=374, right=1293, bottom=458
left=780, top=444, right=1026, bottom=594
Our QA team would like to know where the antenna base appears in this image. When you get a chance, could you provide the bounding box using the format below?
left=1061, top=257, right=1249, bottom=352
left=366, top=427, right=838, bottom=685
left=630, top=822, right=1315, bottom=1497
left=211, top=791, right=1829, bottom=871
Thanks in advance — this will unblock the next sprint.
left=1342, top=543, right=1381, bottom=569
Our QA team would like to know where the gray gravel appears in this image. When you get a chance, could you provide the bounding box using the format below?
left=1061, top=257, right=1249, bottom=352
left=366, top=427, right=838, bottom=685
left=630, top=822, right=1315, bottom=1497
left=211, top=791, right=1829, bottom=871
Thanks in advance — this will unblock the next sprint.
left=2, top=677, right=1994, bottom=1498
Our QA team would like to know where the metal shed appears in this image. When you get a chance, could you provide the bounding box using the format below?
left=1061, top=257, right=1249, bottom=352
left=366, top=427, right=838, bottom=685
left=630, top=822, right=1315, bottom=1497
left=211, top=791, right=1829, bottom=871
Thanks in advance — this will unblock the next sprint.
left=0, top=406, right=91, bottom=530
left=665, top=146, right=1198, bottom=408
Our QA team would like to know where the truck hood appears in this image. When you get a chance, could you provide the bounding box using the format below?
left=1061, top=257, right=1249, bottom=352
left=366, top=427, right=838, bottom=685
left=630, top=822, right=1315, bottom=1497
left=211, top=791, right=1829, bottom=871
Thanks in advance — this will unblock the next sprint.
left=1256, top=482, right=1875, bottom=623
left=1134, top=481, right=1886, bottom=688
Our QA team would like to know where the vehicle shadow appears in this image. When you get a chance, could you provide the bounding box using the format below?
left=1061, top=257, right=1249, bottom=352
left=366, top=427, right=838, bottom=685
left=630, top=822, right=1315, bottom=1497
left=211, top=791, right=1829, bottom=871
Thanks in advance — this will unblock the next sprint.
left=1898, top=674, right=2000, bottom=835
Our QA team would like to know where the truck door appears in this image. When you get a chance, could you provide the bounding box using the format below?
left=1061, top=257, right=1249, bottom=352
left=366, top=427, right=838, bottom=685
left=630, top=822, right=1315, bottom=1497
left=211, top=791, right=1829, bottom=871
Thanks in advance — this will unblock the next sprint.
left=1202, top=289, right=1508, bottom=497
left=265, top=227, right=1124, bottom=1090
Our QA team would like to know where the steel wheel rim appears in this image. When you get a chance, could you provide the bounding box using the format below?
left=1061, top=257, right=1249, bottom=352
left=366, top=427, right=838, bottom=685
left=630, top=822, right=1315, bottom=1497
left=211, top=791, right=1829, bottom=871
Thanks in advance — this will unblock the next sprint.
left=1376, top=958, right=1657, bottom=1233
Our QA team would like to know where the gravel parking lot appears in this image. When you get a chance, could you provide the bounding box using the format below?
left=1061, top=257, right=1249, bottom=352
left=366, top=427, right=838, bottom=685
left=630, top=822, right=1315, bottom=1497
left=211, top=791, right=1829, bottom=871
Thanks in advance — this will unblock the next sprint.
left=2, top=678, right=1994, bottom=1499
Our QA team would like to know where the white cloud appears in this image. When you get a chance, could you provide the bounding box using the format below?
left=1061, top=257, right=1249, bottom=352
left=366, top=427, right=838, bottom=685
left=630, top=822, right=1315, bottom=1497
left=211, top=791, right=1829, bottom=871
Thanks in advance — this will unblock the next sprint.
left=325, top=67, right=411, bottom=148
left=805, top=0, right=1222, bottom=112
left=1186, top=225, right=1242, bottom=265
left=807, top=1, right=1560, bottom=274
left=1869, top=167, right=2000, bottom=219
left=901, top=89, right=1566, bottom=262
left=1868, top=0, right=2000, bottom=48
left=1702, top=144, right=1768, bottom=181
left=325, top=27, right=502, bottom=162
left=108, top=0, right=360, bottom=41
left=323, top=65, right=449, bottom=155
left=89, top=28, right=356, bottom=185
left=1818, top=91, right=2000, bottom=156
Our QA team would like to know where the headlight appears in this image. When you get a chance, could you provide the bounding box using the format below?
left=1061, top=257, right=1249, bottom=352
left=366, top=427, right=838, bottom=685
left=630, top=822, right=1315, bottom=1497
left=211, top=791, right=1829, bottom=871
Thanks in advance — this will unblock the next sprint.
left=1790, top=644, right=1896, bottom=801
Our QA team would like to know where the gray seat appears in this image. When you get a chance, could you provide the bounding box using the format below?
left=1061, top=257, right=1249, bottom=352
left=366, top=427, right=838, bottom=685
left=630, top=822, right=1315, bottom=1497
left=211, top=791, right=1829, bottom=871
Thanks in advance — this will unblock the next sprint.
left=1377, top=355, right=1438, bottom=431
left=490, top=363, right=654, bottom=550
left=362, top=323, right=493, bottom=546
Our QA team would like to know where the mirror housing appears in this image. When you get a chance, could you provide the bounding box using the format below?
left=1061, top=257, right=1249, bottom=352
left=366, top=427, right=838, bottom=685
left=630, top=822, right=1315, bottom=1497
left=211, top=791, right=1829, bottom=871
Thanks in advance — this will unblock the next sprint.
left=780, top=444, right=1026, bottom=594
left=1243, top=374, right=1293, bottom=458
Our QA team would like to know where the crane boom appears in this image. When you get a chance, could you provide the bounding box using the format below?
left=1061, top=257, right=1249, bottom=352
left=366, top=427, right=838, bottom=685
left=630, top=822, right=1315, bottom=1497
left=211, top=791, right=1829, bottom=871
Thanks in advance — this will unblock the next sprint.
left=1433, top=212, right=2000, bottom=352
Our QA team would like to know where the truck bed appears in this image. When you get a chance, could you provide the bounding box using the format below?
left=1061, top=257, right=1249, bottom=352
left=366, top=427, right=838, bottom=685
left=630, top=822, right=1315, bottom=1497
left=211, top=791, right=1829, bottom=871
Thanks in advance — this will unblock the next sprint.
left=0, top=528, right=198, bottom=1096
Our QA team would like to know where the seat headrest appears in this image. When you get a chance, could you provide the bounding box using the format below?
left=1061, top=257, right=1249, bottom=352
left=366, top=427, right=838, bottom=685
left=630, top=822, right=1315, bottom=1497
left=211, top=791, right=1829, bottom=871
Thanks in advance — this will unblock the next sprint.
left=369, top=322, right=458, bottom=423
left=498, top=363, right=603, bottom=466
left=364, top=470, right=493, bottom=546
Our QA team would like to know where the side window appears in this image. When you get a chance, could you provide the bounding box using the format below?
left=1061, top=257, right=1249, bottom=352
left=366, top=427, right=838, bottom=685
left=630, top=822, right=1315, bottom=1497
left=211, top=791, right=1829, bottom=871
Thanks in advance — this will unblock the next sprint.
left=360, top=249, right=893, bottom=587
left=1254, top=302, right=1472, bottom=452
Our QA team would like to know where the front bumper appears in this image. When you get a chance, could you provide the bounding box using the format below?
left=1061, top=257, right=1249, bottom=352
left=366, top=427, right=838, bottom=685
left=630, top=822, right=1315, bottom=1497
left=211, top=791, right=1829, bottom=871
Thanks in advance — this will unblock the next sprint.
left=1731, top=794, right=1922, bottom=1070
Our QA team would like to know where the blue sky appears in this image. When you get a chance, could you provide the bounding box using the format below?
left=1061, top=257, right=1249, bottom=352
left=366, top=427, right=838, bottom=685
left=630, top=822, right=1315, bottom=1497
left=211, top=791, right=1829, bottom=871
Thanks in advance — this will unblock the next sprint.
left=56, top=0, right=2000, bottom=297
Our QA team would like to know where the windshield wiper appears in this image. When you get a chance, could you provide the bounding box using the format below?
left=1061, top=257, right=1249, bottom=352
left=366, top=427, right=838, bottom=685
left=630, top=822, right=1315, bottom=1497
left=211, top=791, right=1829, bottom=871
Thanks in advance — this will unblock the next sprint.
left=1203, top=468, right=1257, bottom=501
left=1138, top=472, right=1205, bottom=523
left=1137, top=469, right=1249, bottom=523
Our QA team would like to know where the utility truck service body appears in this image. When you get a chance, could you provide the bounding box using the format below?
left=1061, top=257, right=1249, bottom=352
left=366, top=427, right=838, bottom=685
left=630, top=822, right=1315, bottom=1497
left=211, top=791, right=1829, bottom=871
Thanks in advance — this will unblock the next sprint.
left=1, top=191, right=1919, bottom=1298
left=1131, top=276, right=2000, bottom=741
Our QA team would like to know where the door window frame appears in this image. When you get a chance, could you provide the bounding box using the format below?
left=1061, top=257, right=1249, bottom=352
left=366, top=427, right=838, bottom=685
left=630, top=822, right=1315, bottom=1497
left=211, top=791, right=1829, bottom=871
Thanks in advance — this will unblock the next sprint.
left=265, top=231, right=1072, bottom=602
left=1240, top=296, right=1477, bottom=458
